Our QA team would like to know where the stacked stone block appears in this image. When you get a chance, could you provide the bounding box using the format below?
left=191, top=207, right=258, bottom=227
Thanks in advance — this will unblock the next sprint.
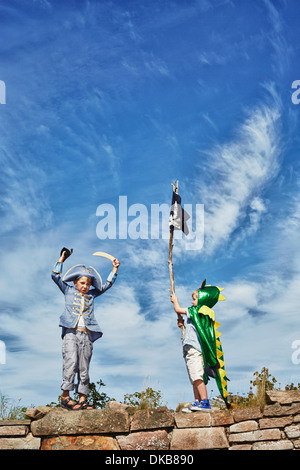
left=0, top=390, right=299, bottom=450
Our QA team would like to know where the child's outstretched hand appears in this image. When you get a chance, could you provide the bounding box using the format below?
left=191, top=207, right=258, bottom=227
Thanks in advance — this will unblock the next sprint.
left=58, top=248, right=73, bottom=263
left=112, top=258, right=120, bottom=273
left=170, top=293, right=177, bottom=303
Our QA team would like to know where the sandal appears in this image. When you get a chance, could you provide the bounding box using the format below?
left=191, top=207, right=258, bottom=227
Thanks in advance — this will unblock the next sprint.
left=78, top=400, right=94, bottom=410
left=61, top=397, right=80, bottom=410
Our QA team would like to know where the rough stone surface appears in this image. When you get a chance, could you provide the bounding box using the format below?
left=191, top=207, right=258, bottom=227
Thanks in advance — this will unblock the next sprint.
left=0, top=425, right=28, bottom=436
left=228, top=428, right=281, bottom=443
left=0, top=419, right=31, bottom=426
left=266, top=390, right=300, bottom=405
left=0, top=433, right=41, bottom=450
left=31, top=407, right=130, bottom=436
left=229, top=444, right=252, bottom=450
left=130, top=407, right=174, bottom=431
left=117, top=430, right=169, bottom=450
left=294, top=414, right=300, bottom=423
left=41, top=435, right=118, bottom=450
left=263, top=403, right=282, bottom=416
left=284, top=424, right=300, bottom=439
left=259, top=416, right=293, bottom=429
left=263, top=402, right=300, bottom=417
left=252, top=440, right=294, bottom=450
left=171, top=427, right=229, bottom=450
left=105, top=401, right=131, bottom=412
left=211, top=410, right=234, bottom=426
left=229, top=420, right=258, bottom=433
left=174, top=411, right=210, bottom=428
left=293, top=438, right=300, bottom=449
left=232, top=406, right=262, bottom=423
left=25, top=406, right=52, bottom=421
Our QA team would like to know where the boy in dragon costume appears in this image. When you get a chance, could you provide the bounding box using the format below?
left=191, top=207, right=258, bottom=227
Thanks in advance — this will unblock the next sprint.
left=171, top=279, right=230, bottom=411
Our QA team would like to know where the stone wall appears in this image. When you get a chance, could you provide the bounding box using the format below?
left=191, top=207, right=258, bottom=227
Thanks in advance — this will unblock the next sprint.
left=0, top=390, right=299, bottom=450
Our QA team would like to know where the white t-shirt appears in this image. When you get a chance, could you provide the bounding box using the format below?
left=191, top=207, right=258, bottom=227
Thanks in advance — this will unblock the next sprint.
left=182, top=308, right=202, bottom=353
left=77, top=314, right=85, bottom=328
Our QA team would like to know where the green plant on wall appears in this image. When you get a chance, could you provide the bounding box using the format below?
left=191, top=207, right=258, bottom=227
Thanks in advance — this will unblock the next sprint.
left=123, top=387, right=165, bottom=410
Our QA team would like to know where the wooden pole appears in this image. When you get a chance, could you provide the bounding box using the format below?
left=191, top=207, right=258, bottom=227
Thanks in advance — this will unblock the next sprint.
left=168, top=228, right=175, bottom=295
left=168, top=179, right=178, bottom=296
left=169, top=180, right=185, bottom=338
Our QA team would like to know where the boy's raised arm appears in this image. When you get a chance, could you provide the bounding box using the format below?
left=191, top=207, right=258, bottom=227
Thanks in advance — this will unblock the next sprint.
left=170, top=293, right=186, bottom=315
left=51, top=248, right=72, bottom=294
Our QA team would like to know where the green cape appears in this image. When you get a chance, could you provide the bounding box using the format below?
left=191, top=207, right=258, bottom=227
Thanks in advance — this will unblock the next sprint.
left=188, top=279, right=230, bottom=409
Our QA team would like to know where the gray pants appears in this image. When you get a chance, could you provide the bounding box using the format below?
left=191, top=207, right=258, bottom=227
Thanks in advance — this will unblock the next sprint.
left=61, top=329, right=93, bottom=396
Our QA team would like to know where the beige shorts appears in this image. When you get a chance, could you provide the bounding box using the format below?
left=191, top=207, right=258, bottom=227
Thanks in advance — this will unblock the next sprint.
left=183, top=345, right=204, bottom=384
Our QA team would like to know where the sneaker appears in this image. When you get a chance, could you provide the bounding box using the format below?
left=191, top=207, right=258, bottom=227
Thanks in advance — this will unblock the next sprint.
left=190, top=399, right=211, bottom=412
left=181, top=400, right=199, bottom=413
left=181, top=406, right=192, bottom=413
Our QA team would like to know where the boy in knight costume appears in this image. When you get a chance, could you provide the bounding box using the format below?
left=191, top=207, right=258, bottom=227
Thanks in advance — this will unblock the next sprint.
left=52, top=248, right=120, bottom=410
left=171, top=280, right=229, bottom=411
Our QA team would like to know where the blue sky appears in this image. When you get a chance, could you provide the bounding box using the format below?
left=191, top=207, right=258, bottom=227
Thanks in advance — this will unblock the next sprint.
left=0, top=0, right=300, bottom=410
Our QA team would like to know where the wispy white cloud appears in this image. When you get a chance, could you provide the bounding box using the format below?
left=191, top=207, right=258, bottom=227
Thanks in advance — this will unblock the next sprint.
left=218, top=268, right=300, bottom=390
left=214, top=179, right=300, bottom=389
left=262, top=0, right=294, bottom=77
left=194, top=91, right=282, bottom=255
left=144, top=57, right=170, bottom=77
left=0, top=149, right=53, bottom=235
left=198, top=51, right=226, bottom=66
